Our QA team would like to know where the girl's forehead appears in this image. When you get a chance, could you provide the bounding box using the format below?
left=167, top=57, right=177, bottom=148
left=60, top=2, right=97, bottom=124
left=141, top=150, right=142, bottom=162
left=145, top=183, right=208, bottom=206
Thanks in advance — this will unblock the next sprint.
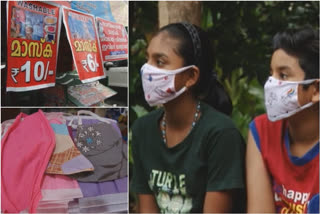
left=148, top=32, right=180, bottom=53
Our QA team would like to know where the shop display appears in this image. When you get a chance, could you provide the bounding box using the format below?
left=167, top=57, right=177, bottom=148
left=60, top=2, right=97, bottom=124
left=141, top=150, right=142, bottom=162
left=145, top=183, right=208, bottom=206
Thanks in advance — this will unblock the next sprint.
left=1, top=109, right=128, bottom=213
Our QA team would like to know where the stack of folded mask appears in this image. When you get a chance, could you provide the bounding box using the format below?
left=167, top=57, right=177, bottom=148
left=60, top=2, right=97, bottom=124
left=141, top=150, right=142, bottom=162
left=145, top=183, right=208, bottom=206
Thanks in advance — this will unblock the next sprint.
left=1, top=110, right=128, bottom=213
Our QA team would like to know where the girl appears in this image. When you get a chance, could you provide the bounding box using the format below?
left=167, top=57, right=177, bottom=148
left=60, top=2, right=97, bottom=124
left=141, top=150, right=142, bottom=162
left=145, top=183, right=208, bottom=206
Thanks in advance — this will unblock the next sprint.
left=131, top=22, right=246, bottom=213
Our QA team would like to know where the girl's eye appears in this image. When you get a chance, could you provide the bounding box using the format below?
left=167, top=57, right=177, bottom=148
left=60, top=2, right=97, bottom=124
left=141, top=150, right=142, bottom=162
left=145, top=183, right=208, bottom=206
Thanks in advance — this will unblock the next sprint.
left=280, top=73, right=288, bottom=80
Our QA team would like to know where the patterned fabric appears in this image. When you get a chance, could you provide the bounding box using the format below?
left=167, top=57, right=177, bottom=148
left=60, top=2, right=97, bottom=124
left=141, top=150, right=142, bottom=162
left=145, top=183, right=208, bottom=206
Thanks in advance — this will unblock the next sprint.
left=44, top=112, right=66, bottom=124
left=71, top=121, right=127, bottom=182
left=46, top=124, right=94, bottom=175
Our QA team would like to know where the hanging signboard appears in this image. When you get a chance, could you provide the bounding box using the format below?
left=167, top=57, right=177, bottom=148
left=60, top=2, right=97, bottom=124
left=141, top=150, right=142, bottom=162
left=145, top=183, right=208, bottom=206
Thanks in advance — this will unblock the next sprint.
left=96, top=17, right=128, bottom=62
left=62, top=7, right=105, bottom=83
left=6, top=1, right=61, bottom=92
left=70, top=1, right=116, bottom=24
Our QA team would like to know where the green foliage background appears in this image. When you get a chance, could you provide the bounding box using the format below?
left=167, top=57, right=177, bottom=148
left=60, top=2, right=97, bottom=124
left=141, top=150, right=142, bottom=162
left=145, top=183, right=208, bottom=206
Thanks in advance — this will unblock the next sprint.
left=129, top=1, right=319, bottom=142
left=128, top=1, right=319, bottom=211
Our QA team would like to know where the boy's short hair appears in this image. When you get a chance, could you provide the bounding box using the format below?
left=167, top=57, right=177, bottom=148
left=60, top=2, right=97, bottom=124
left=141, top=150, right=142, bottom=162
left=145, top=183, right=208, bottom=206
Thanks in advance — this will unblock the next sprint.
left=272, top=27, right=319, bottom=79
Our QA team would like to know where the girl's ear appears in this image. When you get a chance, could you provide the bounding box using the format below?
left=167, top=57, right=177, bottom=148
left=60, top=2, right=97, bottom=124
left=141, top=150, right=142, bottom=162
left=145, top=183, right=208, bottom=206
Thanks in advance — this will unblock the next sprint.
left=185, top=66, right=200, bottom=88
left=311, top=79, right=319, bottom=103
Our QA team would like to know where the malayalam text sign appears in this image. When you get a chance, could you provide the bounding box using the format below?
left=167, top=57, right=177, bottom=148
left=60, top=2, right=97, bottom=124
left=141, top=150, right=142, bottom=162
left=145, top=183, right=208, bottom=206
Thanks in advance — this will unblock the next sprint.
left=6, top=1, right=61, bottom=92
left=96, top=17, right=128, bottom=62
left=62, top=7, right=105, bottom=83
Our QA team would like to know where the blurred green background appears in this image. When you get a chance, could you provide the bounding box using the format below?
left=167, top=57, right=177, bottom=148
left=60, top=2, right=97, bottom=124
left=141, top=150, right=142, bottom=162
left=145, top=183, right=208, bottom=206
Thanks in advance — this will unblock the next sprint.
left=128, top=1, right=319, bottom=211
left=129, top=1, right=319, bottom=138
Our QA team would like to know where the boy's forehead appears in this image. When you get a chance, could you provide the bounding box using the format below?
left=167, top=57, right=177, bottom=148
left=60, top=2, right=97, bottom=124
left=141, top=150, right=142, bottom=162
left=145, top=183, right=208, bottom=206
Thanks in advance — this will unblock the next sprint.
left=272, top=50, right=299, bottom=69
left=271, top=49, right=305, bottom=78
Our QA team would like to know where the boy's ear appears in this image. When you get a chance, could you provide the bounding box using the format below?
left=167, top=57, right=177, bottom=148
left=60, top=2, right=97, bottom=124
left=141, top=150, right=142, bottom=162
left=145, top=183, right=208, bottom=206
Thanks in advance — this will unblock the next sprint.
left=185, top=66, right=200, bottom=88
left=311, top=79, right=319, bottom=103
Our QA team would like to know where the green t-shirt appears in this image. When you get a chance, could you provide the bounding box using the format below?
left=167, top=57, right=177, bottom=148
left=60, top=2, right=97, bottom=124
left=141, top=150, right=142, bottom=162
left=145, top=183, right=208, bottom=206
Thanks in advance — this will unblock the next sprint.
left=131, top=102, right=246, bottom=213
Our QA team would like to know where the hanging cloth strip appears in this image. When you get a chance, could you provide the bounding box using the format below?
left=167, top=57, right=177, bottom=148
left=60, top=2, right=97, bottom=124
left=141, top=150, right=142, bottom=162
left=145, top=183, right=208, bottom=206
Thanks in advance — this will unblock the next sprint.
left=1, top=110, right=55, bottom=213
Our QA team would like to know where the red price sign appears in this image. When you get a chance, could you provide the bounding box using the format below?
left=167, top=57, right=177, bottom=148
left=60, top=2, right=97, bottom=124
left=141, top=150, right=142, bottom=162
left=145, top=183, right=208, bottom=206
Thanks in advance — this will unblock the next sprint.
left=6, top=1, right=61, bottom=92
left=62, top=7, right=105, bottom=83
left=96, top=17, right=128, bottom=62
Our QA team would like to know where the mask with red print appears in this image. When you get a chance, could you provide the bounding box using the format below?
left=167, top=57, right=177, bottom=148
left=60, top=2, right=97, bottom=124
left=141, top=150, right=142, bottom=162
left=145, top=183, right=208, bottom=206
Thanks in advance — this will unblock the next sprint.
left=141, top=63, right=194, bottom=106
left=264, top=76, right=317, bottom=122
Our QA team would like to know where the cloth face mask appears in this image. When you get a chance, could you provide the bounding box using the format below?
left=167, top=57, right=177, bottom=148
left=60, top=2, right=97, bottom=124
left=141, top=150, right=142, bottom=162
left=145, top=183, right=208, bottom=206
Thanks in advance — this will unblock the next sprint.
left=141, top=63, right=194, bottom=106
left=264, top=76, right=317, bottom=121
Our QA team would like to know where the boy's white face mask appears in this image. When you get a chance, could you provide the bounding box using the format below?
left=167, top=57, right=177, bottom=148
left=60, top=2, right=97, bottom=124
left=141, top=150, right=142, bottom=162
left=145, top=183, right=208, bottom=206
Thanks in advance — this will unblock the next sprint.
left=264, top=76, right=317, bottom=122
left=141, top=63, right=194, bottom=106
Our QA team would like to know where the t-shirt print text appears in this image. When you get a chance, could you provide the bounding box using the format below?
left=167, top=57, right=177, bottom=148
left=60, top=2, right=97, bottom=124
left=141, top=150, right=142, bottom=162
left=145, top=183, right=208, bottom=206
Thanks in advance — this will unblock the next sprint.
left=148, top=169, right=192, bottom=214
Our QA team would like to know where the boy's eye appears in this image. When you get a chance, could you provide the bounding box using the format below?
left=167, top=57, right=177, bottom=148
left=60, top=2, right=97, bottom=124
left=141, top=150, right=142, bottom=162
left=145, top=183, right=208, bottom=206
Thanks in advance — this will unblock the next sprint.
left=157, top=59, right=165, bottom=66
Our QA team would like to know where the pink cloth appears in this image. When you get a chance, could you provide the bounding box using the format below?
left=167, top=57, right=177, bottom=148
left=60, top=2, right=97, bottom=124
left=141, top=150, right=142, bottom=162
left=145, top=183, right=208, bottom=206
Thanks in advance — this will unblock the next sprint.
left=1, top=112, right=64, bottom=138
left=1, top=110, right=55, bottom=213
left=37, top=174, right=83, bottom=213
left=40, top=174, right=83, bottom=200
left=44, top=112, right=66, bottom=124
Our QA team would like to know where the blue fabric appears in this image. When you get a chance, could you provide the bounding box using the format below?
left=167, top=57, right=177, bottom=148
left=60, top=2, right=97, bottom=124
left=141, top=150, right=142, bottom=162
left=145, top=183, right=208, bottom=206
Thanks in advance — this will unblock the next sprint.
left=284, top=129, right=319, bottom=166
left=249, top=120, right=261, bottom=152
left=50, top=123, right=69, bottom=135
left=308, top=194, right=319, bottom=213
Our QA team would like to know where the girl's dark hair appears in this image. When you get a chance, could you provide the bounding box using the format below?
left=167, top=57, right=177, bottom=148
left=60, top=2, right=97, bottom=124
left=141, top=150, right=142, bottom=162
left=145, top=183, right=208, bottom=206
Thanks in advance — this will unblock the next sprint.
left=157, top=23, right=233, bottom=116
left=272, top=27, right=319, bottom=80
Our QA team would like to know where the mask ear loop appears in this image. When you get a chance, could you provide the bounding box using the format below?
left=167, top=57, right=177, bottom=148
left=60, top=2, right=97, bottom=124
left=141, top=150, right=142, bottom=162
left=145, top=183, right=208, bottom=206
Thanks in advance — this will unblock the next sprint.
left=77, top=110, right=115, bottom=125
left=67, top=113, right=79, bottom=129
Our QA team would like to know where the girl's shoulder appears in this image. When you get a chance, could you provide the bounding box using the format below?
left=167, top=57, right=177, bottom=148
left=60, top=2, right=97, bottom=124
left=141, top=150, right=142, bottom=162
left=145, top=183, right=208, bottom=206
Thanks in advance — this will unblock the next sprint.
left=201, top=102, right=239, bottom=131
left=132, top=108, right=163, bottom=131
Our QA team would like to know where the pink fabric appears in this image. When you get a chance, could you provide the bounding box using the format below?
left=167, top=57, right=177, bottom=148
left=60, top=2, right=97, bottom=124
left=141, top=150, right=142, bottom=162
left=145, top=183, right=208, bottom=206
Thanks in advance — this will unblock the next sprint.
left=37, top=174, right=83, bottom=213
left=1, top=110, right=55, bottom=213
left=1, top=112, right=64, bottom=138
left=41, top=174, right=81, bottom=190
left=44, top=112, right=65, bottom=124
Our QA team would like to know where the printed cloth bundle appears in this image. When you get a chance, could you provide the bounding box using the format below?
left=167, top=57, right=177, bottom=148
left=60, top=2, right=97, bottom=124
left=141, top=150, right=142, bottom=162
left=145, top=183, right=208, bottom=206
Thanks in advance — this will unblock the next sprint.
left=1, top=109, right=128, bottom=213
